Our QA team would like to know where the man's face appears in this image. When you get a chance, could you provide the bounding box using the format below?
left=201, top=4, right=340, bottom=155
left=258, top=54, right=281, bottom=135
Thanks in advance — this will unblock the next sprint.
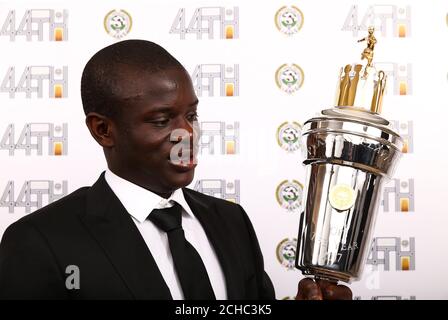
left=109, top=66, right=199, bottom=195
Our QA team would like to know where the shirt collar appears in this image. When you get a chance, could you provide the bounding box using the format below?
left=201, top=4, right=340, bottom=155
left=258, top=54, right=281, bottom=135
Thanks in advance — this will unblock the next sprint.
left=104, top=169, right=194, bottom=223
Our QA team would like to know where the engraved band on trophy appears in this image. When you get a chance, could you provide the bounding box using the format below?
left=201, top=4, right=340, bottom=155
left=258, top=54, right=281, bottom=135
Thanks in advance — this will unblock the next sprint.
left=295, top=28, right=403, bottom=283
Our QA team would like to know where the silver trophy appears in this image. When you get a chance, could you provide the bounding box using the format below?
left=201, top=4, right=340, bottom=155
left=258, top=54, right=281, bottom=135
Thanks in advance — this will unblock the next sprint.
left=295, top=28, right=404, bottom=283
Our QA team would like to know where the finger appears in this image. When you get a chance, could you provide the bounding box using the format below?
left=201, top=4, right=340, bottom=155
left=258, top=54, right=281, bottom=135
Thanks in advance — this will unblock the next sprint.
left=317, top=280, right=352, bottom=300
left=315, top=279, right=336, bottom=290
left=315, top=279, right=337, bottom=300
left=331, top=284, right=352, bottom=300
left=296, top=278, right=323, bottom=300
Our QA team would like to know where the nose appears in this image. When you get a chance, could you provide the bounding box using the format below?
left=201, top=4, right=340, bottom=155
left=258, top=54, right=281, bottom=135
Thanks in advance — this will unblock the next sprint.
left=169, top=117, right=199, bottom=145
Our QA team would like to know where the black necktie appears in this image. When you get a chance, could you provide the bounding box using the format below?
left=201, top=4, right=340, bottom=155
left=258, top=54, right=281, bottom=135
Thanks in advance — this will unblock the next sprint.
left=148, top=202, right=216, bottom=300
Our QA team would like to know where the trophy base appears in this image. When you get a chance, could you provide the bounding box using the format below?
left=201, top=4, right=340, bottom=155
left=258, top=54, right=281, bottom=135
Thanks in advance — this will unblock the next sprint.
left=300, top=266, right=355, bottom=284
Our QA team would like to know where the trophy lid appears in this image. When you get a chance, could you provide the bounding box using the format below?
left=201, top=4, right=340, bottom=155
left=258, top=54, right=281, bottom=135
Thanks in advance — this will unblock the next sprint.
left=304, top=105, right=403, bottom=153
left=303, top=28, right=403, bottom=153
left=334, top=27, right=386, bottom=114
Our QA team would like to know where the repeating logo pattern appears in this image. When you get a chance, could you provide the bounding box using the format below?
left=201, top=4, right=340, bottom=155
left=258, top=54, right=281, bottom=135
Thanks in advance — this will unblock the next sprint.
left=276, top=238, right=297, bottom=270
left=0, top=180, right=68, bottom=213
left=367, top=237, right=416, bottom=271
left=199, top=121, right=239, bottom=155
left=342, top=5, right=411, bottom=37
left=0, top=9, right=68, bottom=41
left=194, top=179, right=240, bottom=203
left=375, top=62, right=412, bottom=95
left=275, top=6, right=304, bottom=36
left=391, top=120, right=414, bottom=153
left=0, top=123, right=68, bottom=156
left=275, top=64, right=304, bottom=94
left=191, top=64, right=239, bottom=97
left=276, top=121, right=303, bottom=153
left=104, top=9, right=132, bottom=39
left=1, top=66, right=68, bottom=98
left=382, top=178, right=414, bottom=213
left=276, top=180, right=304, bottom=213
left=170, top=7, right=239, bottom=39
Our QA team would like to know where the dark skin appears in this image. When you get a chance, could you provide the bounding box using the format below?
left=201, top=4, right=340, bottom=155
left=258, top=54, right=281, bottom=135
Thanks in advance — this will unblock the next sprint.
left=86, top=66, right=199, bottom=198
left=85, top=65, right=352, bottom=300
left=296, top=278, right=352, bottom=300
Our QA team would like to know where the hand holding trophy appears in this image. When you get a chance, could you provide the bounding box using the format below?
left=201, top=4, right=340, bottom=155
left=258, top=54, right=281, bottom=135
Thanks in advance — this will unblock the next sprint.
left=295, top=28, right=403, bottom=300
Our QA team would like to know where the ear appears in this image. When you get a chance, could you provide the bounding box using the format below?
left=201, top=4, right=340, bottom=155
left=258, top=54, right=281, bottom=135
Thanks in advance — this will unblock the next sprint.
left=85, top=112, right=115, bottom=148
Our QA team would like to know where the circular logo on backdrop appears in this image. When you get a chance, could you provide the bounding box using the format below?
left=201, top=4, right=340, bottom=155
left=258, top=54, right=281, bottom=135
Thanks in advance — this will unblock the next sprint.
left=277, top=121, right=303, bottom=153
left=275, top=64, right=304, bottom=94
left=329, top=184, right=357, bottom=211
left=276, top=180, right=304, bottom=212
left=104, top=10, right=132, bottom=39
left=275, top=6, right=304, bottom=36
left=276, top=238, right=297, bottom=270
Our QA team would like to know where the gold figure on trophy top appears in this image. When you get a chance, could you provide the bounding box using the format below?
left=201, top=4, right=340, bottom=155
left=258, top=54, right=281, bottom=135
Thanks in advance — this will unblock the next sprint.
left=357, top=26, right=377, bottom=68
left=335, top=27, right=386, bottom=114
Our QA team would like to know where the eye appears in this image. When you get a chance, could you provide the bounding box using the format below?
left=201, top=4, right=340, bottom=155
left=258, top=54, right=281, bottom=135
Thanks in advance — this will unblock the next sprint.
left=150, top=118, right=170, bottom=127
left=187, top=112, right=199, bottom=122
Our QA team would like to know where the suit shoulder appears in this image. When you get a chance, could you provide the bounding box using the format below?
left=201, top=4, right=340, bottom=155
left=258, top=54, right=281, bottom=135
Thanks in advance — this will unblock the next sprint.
left=183, top=188, right=242, bottom=210
left=182, top=188, right=249, bottom=227
left=10, top=186, right=89, bottom=228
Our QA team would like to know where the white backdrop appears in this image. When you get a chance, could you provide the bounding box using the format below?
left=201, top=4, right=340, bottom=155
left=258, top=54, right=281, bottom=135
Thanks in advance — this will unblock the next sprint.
left=1, top=0, right=448, bottom=300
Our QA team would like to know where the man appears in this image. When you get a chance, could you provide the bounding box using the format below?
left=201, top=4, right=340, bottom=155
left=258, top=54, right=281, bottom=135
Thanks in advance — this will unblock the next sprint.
left=0, top=40, right=351, bottom=300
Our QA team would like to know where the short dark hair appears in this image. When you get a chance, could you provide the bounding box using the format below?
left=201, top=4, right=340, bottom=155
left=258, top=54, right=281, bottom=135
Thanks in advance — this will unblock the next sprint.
left=81, top=39, right=184, bottom=118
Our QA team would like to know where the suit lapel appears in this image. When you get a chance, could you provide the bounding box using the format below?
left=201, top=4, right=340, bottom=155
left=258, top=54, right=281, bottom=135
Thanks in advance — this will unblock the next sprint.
left=182, top=189, right=246, bottom=299
left=80, top=173, right=172, bottom=300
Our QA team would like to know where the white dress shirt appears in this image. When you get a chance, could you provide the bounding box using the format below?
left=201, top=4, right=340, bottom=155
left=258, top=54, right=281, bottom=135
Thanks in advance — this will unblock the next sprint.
left=104, top=169, right=227, bottom=300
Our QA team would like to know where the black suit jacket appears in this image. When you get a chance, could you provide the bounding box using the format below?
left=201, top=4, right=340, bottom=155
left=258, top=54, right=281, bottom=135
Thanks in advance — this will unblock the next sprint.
left=0, top=173, right=275, bottom=300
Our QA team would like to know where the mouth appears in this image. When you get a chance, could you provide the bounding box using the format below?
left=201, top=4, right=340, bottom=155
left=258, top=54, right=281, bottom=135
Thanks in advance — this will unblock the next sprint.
left=167, top=149, right=197, bottom=172
left=167, top=159, right=197, bottom=172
